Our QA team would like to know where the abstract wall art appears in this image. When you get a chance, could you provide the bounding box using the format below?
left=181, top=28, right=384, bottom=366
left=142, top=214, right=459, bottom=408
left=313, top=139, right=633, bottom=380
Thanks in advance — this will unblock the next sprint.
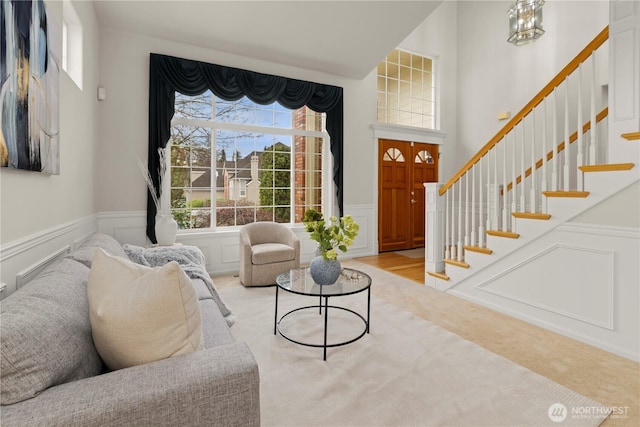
left=1, top=0, right=60, bottom=174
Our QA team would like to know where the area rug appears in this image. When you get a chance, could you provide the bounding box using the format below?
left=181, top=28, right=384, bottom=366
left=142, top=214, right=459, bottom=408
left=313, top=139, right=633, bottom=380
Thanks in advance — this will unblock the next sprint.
left=218, top=268, right=609, bottom=427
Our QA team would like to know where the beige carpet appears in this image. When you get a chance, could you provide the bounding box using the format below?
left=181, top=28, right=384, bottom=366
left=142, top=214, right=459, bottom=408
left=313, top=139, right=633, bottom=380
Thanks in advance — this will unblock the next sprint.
left=218, top=265, right=610, bottom=427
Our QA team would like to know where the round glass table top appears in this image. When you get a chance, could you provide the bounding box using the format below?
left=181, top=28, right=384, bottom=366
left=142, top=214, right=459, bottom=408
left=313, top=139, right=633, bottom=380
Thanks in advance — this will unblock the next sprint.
left=276, top=268, right=372, bottom=297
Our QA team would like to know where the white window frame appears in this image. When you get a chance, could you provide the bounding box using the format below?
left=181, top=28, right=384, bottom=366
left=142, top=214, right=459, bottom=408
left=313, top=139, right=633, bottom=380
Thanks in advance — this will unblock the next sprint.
left=166, top=97, right=333, bottom=232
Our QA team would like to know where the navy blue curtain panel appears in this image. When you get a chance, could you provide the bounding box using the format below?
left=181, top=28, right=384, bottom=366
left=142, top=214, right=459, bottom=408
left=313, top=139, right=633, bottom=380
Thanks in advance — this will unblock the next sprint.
left=147, top=53, right=343, bottom=243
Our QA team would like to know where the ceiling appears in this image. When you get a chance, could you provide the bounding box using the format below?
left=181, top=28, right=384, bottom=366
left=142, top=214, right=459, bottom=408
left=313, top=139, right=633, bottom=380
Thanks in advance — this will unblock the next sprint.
left=93, top=0, right=442, bottom=79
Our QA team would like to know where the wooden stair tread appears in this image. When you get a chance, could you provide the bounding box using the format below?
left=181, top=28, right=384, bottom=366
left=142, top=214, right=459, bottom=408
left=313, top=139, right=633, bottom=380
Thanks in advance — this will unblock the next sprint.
left=621, top=132, right=640, bottom=141
left=542, top=191, right=590, bottom=198
left=487, top=230, right=520, bottom=239
left=444, top=258, right=470, bottom=269
left=512, top=212, right=552, bottom=220
left=579, top=163, right=635, bottom=172
left=427, top=271, right=450, bottom=281
left=463, top=245, right=493, bottom=255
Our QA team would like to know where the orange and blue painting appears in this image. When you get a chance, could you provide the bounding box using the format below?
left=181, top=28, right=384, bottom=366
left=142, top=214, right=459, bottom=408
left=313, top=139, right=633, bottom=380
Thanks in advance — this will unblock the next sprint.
left=1, top=0, right=60, bottom=174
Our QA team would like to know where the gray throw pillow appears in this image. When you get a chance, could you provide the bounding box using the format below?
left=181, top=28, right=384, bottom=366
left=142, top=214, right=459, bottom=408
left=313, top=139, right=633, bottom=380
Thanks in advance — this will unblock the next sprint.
left=67, top=233, right=127, bottom=268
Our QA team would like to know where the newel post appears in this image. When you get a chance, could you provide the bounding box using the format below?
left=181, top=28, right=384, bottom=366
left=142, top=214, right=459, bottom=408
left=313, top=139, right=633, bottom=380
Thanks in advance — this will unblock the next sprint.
left=424, top=183, right=445, bottom=287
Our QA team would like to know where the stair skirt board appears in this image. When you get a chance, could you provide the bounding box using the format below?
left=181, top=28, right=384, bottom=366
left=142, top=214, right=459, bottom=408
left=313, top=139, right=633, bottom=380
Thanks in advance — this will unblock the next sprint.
left=579, top=163, right=635, bottom=172
left=542, top=191, right=590, bottom=198
left=445, top=259, right=470, bottom=269
left=463, top=245, right=493, bottom=255
left=512, top=212, right=552, bottom=220
left=427, top=271, right=450, bottom=281
left=486, top=230, right=520, bottom=239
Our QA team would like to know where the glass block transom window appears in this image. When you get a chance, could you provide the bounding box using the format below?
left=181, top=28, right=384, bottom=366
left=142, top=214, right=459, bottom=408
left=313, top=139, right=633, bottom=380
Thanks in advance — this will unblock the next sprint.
left=377, top=49, right=435, bottom=129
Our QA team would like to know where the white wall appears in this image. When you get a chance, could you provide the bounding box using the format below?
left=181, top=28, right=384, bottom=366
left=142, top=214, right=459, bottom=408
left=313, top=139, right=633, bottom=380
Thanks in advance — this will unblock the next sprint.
left=399, top=0, right=458, bottom=180
left=0, top=0, right=99, bottom=244
left=96, top=27, right=380, bottom=214
left=456, top=0, right=609, bottom=166
left=0, top=0, right=100, bottom=293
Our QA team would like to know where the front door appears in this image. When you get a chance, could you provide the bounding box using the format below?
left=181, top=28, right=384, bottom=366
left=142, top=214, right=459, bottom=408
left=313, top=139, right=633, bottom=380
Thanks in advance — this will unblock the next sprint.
left=378, top=139, right=438, bottom=252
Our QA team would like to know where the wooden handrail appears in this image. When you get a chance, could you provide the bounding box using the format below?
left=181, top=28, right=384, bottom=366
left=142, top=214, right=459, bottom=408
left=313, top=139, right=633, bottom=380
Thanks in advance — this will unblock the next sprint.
left=503, top=107, right=608, bottom=193
left=439, top=26, right=609, bottom=196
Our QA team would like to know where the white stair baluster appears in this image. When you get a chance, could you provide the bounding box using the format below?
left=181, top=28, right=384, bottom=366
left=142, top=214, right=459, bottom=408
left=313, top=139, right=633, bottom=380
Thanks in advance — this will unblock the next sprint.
left=493, top=147, right=499, bottom=230
left=457, top=179, right=463, bottom=262
left=471, top=166, right=477, bottom=247
left=490, top=147, right=497, bottom=231
left=503, top=138, right=509, bottom=231
left=465, top=173, right=470, bottom=247
left=563, top=78, right=571, bottom=191
left=577, top=63, right=584, bottom=191
left=552, top=89, right=559, bottom=191
left=450, top=184, right=456, bottom=260
left=520, top=118, right=527, bottom=211
left=444, top=190, right=451, bottom=260
left=511, top=130, right=517, bottom=216
left=530, top=110, right=537, bottom=212
left=479, top=156, right=486, bottom=248
left=589, top=52, right=598, bottom=165
left=541, top=98, right=549, bottom=212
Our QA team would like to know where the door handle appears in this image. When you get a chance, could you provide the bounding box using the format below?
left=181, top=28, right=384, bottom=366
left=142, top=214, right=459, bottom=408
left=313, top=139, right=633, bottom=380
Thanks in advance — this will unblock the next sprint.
left=411, top=199, right=416, bottom=204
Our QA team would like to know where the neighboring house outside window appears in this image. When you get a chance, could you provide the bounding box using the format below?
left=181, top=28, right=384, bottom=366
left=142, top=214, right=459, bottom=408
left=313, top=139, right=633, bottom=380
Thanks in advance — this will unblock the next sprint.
left=168, top=92, right=327, bottom=229
left=377, top=48, right=435, bottom=129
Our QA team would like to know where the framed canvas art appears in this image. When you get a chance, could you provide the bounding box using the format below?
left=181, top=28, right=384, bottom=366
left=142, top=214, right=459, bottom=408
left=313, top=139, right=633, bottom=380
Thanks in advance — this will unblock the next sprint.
left=1, top=0, right=61, bottom=174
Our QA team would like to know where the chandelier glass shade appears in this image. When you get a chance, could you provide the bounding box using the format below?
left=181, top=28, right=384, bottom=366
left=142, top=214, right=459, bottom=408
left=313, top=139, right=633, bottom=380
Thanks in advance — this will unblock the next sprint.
left=508, top=0, right=545, bottom=46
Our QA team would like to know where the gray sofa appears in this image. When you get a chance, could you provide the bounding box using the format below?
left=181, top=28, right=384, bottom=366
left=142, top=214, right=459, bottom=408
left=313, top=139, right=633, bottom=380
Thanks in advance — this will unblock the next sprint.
left=0, top=233, right=260, bottom=426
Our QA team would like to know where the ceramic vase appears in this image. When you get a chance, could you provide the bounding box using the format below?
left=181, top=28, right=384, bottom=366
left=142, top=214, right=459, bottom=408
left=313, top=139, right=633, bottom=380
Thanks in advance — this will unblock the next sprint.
left=309, top=256, right=341, bottom=285
left=155, top=214, right=178, bottom=246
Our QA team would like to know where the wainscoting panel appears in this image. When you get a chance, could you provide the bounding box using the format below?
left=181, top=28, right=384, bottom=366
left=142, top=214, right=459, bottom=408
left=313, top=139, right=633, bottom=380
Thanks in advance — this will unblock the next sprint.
left=0, top=215, right=98, bottom=298
left=96, top=204, right=376, bottom=276
left=447, top=223, right=640, bottom=361
left=476, top=244, right=614, bottom=330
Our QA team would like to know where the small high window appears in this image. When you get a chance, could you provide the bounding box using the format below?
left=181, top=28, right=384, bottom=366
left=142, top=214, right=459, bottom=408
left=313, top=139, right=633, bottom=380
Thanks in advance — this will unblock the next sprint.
left=62, top=0, right=83, bottom=89
left=377, top=49, right=435, bottom=129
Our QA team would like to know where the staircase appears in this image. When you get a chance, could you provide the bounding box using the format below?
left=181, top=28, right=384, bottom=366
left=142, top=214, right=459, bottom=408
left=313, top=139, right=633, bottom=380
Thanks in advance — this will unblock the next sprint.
left=424, top=24, right=640, bottom=360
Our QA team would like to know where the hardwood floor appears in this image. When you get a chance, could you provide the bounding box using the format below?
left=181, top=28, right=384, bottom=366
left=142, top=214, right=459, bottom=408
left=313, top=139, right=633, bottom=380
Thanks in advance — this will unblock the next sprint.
left=357, top=250, right=425, bottom=284
left=353, top=249, right=639, bottom=427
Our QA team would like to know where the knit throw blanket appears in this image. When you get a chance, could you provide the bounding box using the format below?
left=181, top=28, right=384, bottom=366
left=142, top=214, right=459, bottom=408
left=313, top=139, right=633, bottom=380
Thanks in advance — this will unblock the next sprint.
left=123, top=244, right=234, bottom=326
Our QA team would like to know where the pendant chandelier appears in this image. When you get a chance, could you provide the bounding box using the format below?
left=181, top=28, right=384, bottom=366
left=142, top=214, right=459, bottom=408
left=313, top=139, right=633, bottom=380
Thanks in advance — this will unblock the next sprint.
left=508, top=0, right=545, bottom=46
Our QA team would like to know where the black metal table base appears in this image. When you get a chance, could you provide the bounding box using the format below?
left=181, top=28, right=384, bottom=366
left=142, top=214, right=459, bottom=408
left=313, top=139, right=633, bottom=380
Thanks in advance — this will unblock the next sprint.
left=274, top=286, right=371, bottom=360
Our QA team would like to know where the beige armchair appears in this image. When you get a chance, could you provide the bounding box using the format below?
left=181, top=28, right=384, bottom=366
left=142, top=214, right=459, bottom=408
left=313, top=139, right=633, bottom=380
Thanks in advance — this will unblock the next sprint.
left=239, top=222, right=300, bottom=286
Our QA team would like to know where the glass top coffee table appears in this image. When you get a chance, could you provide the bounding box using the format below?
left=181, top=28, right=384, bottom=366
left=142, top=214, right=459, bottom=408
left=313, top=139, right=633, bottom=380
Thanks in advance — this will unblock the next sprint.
left=274, top=267, right=372, bottom=360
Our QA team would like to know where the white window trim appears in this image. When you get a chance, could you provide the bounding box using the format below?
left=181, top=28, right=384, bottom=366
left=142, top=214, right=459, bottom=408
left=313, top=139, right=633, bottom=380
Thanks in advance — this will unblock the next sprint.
left=167, top=103, right=333, bottom=233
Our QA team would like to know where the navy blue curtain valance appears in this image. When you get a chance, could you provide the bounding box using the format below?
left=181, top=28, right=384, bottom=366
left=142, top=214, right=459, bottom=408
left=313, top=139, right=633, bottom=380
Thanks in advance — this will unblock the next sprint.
left=147, top=53, right=343, bottom=243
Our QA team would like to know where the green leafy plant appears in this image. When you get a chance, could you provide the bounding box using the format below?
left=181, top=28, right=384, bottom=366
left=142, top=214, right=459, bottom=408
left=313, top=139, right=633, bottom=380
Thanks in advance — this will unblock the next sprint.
left=302, top=209, right=359, bottom=260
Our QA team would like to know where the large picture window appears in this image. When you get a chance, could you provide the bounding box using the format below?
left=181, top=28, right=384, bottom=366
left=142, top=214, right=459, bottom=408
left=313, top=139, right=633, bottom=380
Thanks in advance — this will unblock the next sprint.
left=168, top=91, right=326, bottom=229
left=147, top=53, right=343, bottom=243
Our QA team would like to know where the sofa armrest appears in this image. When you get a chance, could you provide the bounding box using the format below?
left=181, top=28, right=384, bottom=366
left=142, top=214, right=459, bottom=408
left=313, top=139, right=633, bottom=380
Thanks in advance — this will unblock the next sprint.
left=1, top=342, right=260, bottom=427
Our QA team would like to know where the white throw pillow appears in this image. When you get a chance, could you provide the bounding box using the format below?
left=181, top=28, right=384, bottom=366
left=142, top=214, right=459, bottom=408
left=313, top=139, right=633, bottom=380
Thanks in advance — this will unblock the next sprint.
left=87, top=249, right=204, bottom=370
